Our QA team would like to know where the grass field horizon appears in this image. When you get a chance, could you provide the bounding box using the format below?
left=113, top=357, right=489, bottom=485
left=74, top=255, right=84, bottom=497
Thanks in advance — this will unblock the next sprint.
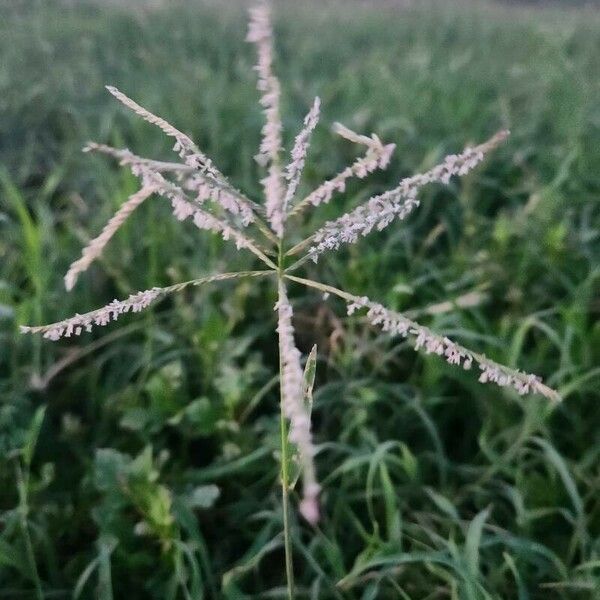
left=1, top=0, right=599, bottom=598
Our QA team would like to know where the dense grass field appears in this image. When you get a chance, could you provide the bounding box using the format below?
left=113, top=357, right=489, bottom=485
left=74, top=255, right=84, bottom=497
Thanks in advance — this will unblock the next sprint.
left=1, top=0, right=599, bottom=598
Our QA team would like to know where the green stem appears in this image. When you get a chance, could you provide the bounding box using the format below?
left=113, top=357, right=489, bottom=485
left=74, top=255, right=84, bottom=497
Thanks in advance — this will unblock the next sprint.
left=16, top=462, right=43, bottom=600
left=279, top=393, right=295, bottom=599
left=277, top=238, right=295, bottom=599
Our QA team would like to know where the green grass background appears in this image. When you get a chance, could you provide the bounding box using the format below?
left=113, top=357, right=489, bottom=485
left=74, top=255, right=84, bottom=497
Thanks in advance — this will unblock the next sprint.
left=1, top=0, right=599, bottom=598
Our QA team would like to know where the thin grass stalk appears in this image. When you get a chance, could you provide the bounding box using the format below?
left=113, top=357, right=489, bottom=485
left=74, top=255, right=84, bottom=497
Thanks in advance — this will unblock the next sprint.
left=277, top=241, right=295, bottom=599
left=285, top=274, right=559, bottom=402
left=279, top=354, right=295, bottom=600
left=21, top=271, right=273, bottom=339
left=16, top=461, right=43, bottom=600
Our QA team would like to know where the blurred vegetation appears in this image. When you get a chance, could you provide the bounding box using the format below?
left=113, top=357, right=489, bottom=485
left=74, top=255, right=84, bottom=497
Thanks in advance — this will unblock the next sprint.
left=0, top=0, right=599, bottom=598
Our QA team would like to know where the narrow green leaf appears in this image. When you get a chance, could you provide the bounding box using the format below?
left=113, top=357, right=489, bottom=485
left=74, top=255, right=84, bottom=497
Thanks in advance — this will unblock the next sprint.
left=290, top=345, right=318, bottom=488
left=425, top=488, right=460, bottom=521
left=465, top=506, right=490, bottom=579
left=532, top=437, right=584, bottom=518
left=303, top=344, right=318, bottom=411
left=0, top=538, right=28, bottom=577
left=379, top=462, right=402, bottom=543
left=23, top=406, right=46, bottom=467
left=503, top=552, right=529, bottom=600
left=74, top=558, right=99, bottom=599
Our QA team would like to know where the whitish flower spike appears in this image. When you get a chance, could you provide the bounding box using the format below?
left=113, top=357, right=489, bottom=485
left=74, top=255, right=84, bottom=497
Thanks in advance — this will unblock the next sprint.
left=308, top=130, right=509, bottom=260
left=247, top=2, right=286, bottom=237
left=289, top=124, right=396, bottom=218
left=283, top=97, right=321, bottom=216
left=132, top=164, right=277, bottom=269
left=64, top=186, right=156, bottom=290
left=85, top=142, right=256, bottom=227
left=348, top=296, right=559, bottom=401
left=286, top=275, right=560, bottom=404
left=21, top=288, right=162, bottom=341
left=23, top=271, right=271, bottom=341
left=247, top=2, right=283, bottom=165
left=275, top=281, right=320, bottom=524
left=90, top=111, right=257, bottom=227
left=105, top=86, right=216, bottom=176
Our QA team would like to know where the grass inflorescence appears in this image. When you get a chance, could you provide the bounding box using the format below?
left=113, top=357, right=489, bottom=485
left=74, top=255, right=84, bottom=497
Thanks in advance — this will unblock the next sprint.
left=1, top=0, right=599, bottom=598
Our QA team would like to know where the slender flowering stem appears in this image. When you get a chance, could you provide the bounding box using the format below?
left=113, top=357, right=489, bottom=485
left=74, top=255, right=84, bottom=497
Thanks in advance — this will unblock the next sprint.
left=289, top=124, right=395, bottom=218
left=21, top=271, right=274, bottom=340
left=276, top=265, right=296, bottom=599
left=64, top=185, right=157, bottom=290
left=307, top=130, right=509, bottom=261
left=127, top=164, right=278, bottom=269
left=247, top=5, right=302, bottom=587
left=84, top=142, right=280, bottom=245
left=247, top=2, right=286, bottom=238
left=283, top=97, right=321, bottom=216
left=285, top=275, right=560, bottom=403
left=275, top=281, right=320, bottom=524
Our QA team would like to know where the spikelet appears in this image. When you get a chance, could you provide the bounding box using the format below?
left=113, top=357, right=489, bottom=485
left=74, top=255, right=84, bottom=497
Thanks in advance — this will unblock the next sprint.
left=132, top=164, right=277, bottom=269
left=247, top=2, right=286, bottom=237
left=346, top=295, right=559, bottom=401
left=21, top=288, right=162, bottom=340
left=86, top=141, right=256, bottom=227
left=289, top=124, right=395, bottom=218
left=22, top=272, right=272, bottom=341
left=83, top=143, right=190, bottom=173
left=275, top=281, right=320, bottom=524
left=309, top=130, right=509, bottom=260
left=283, top=97, right=321, bottom=216
left=105, top=86, right=216, bottom=175
left=182, top=174, right=255, bottom=226
left=64, top=186, right=156, bottom=291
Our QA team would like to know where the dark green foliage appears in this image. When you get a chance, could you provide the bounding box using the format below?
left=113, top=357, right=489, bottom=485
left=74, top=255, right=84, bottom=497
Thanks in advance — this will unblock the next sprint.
left=0, top=0, right=599, bottom=597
